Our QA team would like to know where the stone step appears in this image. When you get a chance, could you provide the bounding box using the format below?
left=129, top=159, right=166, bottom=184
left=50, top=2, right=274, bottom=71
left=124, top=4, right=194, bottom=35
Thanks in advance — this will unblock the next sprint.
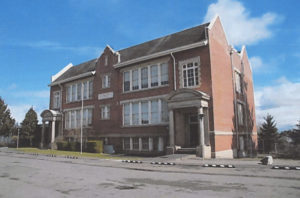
left=176, top=148, right=196, bottom=154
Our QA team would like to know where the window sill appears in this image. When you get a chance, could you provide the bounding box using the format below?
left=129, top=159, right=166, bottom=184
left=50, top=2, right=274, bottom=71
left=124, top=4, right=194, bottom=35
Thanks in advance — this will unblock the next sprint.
left=123, top=84, right=169, bottom=94
left=122, top=122, right=168, bottom=128
left=66, top=98, right=93, bottom=104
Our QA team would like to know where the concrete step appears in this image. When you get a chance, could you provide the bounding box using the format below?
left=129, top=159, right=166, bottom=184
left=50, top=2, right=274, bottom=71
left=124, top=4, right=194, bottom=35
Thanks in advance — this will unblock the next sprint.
left=176, top=148, right=196, bottom=154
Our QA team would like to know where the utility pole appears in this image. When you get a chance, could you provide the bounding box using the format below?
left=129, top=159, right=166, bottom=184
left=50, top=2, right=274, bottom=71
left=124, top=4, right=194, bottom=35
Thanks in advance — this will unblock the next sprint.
left=80, top=82, right=83, bottom=155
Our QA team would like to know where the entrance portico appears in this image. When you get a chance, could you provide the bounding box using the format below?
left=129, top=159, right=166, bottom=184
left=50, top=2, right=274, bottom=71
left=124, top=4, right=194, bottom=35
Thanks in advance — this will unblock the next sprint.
left=40, top=110, right=62, bottom=149
left=166, top=89, right=211, bottom=158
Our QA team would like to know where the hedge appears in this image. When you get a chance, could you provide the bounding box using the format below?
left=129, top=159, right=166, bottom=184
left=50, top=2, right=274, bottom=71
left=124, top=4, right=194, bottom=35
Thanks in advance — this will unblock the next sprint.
left=86, top=140, right=103, bottom=153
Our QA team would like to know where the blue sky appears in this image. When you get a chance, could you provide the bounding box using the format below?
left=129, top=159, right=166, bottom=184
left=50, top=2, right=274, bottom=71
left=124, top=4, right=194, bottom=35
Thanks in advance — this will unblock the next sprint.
left=0, top=0, right=299, bottom=130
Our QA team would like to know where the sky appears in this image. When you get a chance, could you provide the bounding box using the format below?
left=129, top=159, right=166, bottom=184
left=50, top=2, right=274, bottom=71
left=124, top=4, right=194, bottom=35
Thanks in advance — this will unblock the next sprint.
left=0, top=0, right=299, bottom=130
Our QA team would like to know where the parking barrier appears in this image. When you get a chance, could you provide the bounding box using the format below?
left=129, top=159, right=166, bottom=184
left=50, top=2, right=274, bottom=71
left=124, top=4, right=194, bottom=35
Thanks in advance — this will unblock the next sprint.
left=203, top=164, right=235, bottom=168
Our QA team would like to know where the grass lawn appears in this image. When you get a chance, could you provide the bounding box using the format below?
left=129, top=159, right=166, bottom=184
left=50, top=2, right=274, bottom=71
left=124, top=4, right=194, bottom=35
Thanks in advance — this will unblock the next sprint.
left=13, top=147, right=137, bottom=160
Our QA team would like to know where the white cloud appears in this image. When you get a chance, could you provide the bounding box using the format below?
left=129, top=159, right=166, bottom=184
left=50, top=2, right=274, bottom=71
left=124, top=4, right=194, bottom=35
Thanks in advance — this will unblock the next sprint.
left=255, top=77, right=300, bottom=130
left=204, top=0, right=280, bottom=46
left=15, top=40, right=102, bottom=56
left=249, top=56, right=263, bottom=70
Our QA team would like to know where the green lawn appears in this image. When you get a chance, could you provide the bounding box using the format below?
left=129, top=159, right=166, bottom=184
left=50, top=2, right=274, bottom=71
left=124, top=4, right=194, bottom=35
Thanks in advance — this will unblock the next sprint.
left=13, top=148, right=137, bottom=160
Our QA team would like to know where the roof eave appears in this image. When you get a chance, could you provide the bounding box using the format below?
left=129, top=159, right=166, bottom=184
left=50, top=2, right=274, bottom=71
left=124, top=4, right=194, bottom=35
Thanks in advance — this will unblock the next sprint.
left=49, top=71, right=96, bottom=86
left=113, top=40, right=208, bottom=68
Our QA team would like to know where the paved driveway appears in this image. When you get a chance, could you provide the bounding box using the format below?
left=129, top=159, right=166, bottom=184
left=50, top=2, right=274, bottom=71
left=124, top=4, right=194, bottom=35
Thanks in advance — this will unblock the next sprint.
left=0, top=151, right=299, bottom=198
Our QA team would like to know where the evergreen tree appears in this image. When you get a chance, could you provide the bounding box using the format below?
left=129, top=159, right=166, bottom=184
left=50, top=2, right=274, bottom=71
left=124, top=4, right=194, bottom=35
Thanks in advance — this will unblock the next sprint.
left=0, top=97, right=15, bottom=136
left=259, top=114, right=278, bottom=153
left=21, top=107, right=38, bottom=146
left=290, top=120, right=300, bottom=145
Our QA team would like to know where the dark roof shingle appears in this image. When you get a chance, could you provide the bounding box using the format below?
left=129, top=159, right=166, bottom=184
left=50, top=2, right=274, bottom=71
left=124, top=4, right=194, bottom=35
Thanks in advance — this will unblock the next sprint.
left=118, top=23, right=209, bottom=62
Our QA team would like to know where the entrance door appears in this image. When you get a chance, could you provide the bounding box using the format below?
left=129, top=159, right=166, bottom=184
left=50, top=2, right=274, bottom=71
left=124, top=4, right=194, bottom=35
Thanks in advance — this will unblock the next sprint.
left=189, top=115, right=199, bottom=147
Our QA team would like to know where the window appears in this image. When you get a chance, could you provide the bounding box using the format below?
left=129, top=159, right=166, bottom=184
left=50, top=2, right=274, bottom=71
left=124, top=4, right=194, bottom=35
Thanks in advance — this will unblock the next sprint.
left=123, top=71, right=130, bottom=92
left=89, top=81, right=93, bottom=99
left=142, top=137, right=149, bottom=150
left=132, top=102, right=139, bottom=125
left=141, top=67, right=148, bottom=88
left=235, top=72, right=242, bottom=93
left=132, top=69, right=139, bottom=90
left=161, top=100, right=169, bottom=122
left=141, top=101, right=149, bottom=124
left=77, top=83, right=82, bottom=100
left=124, top=103, right=130, bottom=126
left=160, top=63, right=168, bottom=85
left=132, top=138, right=139, bottom=150
left=123, top=62, right=168, bottom=92
left=104, top=55, right=108, bottom=66
left=150, top=65, right=158, bottom=87
left=101, top=105, right=110, bottom=120
left=182, top=58, right=200, bottom=88
left=102, top=75, right=111, bottom=88
left=237, top=103, right=244, bottom=125
left=53, top=91, right=60, bottom=109
left=151, top=100, right=159, bottom=124
left=122, top=98, right=168, bottom=126
left=65, top=108, right=93, bottom=129
left=124, top=138, right=130, bottom=150
left=66, top=80, right=93, bottom=103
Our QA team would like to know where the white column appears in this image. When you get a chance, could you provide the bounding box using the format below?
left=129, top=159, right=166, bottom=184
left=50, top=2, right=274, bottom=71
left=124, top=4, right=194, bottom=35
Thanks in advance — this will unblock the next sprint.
left=51, top=120, right=56, bottom=144
left=198, top=107, right=205, bottom=156
left=149, top=137, right=153, bottom=151
left=158, top=137, right=164, bottom=151
left=139, top=137, right=142, bottom=151
left=129, top=137, right=133, bottom=150
left=168, top=109, right=175, bottom=146
left=40, top=121, right=45, bottom=148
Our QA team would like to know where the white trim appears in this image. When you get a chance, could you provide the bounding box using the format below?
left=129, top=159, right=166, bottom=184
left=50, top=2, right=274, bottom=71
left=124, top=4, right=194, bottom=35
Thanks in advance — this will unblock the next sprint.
left=50, top=71, right=96, bottom=86
left=114, top=40, right=208, bottom=68
left=63, top=105, right=94, bottom=112
left=207, top=14, right=219, bottom=30
left=210, top=131, right=258, bottom=135
left=120, top=94, right=168, bottom=104
left=51, top=63, right=73, bottom=82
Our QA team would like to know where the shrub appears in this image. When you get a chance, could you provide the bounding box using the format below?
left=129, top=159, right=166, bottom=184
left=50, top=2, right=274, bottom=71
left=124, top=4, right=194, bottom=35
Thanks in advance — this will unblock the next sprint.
left=57, top=141, right=69, bottom=151
left=86, top=140, right=103, bottom=153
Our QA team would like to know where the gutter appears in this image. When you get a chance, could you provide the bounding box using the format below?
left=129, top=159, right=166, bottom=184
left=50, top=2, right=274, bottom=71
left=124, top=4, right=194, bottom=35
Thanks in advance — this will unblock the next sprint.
left=49, top=71, right=96, bottom=86
left=114, top=40, right=208, bottom=68
left=170, top=52, right=176, bottom=91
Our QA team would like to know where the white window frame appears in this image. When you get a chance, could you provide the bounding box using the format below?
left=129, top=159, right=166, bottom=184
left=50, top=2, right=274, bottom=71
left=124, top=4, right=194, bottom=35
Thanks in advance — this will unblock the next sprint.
left=122, top=98, right=168, bottom=126
left=123, top=62, right=168, bottom=93
left=100, top=105, right=110, bottom=120
left=235, top=71, right=242, bottom=94
left=66, top=79, right=93, bottom=103
left=237, top=103, right=244, bottom=125
left=52, top=91, right=60, bottom=109
left=180, top=57, right=200, bottom=88
left=102, top=74, right=111, bottom=89
left=64, top=108, right=93, bottom=129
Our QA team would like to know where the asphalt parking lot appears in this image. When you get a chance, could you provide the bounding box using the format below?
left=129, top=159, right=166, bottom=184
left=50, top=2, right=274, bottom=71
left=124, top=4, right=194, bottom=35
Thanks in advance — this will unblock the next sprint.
left=0, top=149, right=299, bottom=198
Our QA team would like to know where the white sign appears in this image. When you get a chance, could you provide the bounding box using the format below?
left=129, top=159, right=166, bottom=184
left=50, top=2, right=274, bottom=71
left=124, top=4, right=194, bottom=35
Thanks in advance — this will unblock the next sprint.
left=98, top=92, right=114, bottom=100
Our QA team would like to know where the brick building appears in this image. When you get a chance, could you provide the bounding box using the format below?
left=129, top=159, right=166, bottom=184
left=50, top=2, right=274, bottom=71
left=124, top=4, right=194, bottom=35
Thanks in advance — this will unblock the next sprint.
left=40, top=16, right=257, bottom=158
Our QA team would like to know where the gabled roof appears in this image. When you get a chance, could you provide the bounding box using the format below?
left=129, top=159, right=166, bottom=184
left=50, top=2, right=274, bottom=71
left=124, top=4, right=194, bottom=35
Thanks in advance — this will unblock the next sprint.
left=118, top=23, right=209, bottom=63
left=52, top=59, right=97, bottom=84
left=50, top=22, right=210, bottom=85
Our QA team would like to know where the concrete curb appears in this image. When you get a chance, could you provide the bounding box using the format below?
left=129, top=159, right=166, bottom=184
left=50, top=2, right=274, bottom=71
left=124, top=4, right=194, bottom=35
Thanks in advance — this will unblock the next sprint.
left=203, top=164, right=235, bottom=168
left=151, top=162, right=176, bottom=166
left=272, top=166, right=300, bottom=170
left=122, top=160, right=142, bottom=164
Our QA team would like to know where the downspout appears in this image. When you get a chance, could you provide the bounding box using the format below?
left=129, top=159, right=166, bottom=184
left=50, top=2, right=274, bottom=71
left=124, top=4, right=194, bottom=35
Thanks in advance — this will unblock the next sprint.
left=170, top=52, right=176, bottom=91
left=58, top=84, right=64, bottom=138
left=230, top=47, right=239, bottom=157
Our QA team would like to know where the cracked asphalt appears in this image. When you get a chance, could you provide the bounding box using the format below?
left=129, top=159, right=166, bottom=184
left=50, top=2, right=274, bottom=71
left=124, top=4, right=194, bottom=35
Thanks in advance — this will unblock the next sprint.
left=0, top=149, right=299, bottom=198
